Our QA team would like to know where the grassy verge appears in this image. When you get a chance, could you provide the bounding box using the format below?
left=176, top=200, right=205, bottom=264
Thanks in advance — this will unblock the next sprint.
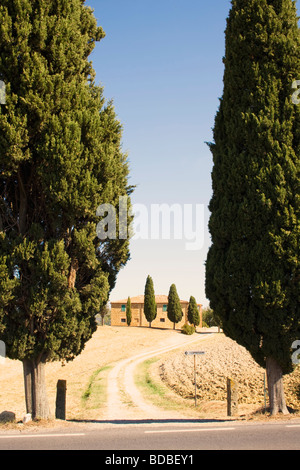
left=135, top=357, right=198, bottom=415
left=81, top=365, right=112, bottom=414
left=135, top=357, right=300, bottom=422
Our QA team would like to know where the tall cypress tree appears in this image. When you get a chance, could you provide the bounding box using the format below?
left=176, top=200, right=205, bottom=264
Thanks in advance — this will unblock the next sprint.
left=167, top=284, right=183, bottom=330
left=126, top=297, right=132, bottom=326
left=0, top=0, right=132, bottom=419
left=144, top=275, right=157, bottom=327
left=206, top=0, right=300, bottom=415
left=187, top=296, right=200, bottom=328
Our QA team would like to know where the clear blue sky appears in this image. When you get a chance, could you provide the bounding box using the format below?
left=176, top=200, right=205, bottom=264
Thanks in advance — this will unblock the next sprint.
left=86, top=0, right=231, bottom=307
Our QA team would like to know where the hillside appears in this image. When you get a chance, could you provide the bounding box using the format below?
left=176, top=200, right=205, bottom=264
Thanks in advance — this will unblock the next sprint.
left=1, top=327, right=299, bottom=423
left=155, top=333, right=300, bottom=412
left=0, top=327, right=183, bottom=421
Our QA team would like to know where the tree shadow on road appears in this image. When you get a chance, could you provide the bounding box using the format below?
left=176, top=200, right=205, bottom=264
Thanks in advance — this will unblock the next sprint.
left=68, top=417, right=233, bottom=425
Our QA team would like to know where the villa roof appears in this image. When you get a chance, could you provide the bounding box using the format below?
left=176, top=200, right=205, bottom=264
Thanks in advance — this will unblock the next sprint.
left=111, top=295, right=190, bottom=305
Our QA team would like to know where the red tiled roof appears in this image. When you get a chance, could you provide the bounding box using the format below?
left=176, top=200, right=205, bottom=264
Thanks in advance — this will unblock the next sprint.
left=111, top=295, right=190, bottom=305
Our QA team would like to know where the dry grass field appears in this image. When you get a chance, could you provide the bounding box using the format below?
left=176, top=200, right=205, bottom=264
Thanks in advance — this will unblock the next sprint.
left=0, top=326, right=182, bottom=421
left=1, top=326, right=299, bottom=423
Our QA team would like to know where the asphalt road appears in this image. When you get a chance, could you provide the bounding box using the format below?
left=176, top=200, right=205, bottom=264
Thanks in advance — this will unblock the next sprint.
left=1, top=419, right=300, bottom=451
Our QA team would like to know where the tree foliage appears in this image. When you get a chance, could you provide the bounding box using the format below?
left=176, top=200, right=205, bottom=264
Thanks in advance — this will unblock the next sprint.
left=167, top=284, right=183, bottom=329
left=144, top=275, right=157, bottom=326
left=206, top=0, right=300, bottom=413
left=202, top=307, right=220, bottom=328
left=0, top=0, right=133, bottom=417
left=126, top=297, right=132, bottom=326
left=187, top=296, right=200, bottom=327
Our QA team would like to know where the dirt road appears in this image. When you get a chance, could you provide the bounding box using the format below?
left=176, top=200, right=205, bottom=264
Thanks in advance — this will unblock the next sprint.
left=1, top=327, right=212, bottom=422
left=104, top=332, right=213, bottom=421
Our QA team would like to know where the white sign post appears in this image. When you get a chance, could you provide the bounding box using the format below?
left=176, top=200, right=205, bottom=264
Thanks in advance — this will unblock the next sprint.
left=0, top=81, right=6, bottom=105
left=185, top=351, right=205, bottom=407
left=0, top=341, right=6, bottom=365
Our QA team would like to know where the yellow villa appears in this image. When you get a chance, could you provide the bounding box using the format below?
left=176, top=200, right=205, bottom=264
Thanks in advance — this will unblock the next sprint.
left=110, top=295, right=202, bottom=329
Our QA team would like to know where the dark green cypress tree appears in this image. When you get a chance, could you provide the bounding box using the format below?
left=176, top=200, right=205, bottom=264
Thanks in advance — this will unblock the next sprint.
left=206, top=0, right=300, bottom=415
left=144, top=275, right=157, bottom=327
left=0, top=0, right=132, bottom=419
left=187, top=296, right=200, bottom=328
left=126, top=297, right=132, bottom=326
left=167, top=284, right=183, bottom=330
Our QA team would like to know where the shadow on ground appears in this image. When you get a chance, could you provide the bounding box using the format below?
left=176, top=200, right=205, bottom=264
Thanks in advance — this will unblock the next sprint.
left=68, top=417, right=233, bottom=425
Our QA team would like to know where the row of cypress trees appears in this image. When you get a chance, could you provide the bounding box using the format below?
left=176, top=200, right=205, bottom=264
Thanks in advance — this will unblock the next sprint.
left=141, top=275, right=200, bottom=330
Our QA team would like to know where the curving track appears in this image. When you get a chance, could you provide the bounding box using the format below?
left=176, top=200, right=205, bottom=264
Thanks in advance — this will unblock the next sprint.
left=104, top=332, right=212, bottom=421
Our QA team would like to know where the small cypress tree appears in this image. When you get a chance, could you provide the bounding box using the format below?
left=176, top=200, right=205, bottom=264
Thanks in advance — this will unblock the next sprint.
left=144, top=275, right=157, bottom=327
left=187, top=296, right=200, bottom=328
left=167, top=284, right=183, bottom=330
left=206, top=0, right=300, bottom=415
left=126, top=297, right=132, bottom=326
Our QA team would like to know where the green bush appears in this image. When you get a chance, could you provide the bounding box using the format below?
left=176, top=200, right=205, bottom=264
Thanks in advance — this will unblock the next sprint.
left=181, top=324, right=195, bottom=335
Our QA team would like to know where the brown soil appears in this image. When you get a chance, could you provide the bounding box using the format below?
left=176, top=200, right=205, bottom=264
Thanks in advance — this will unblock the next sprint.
left=1, top=327, right=299, bottom=426
left=154, top=333, right=300, bottom=413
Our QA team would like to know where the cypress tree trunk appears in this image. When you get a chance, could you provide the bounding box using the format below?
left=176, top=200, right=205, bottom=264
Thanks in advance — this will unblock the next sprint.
left=266, top=358, right=289, bottom=416
left=23, top=357, right=51, bottom=420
